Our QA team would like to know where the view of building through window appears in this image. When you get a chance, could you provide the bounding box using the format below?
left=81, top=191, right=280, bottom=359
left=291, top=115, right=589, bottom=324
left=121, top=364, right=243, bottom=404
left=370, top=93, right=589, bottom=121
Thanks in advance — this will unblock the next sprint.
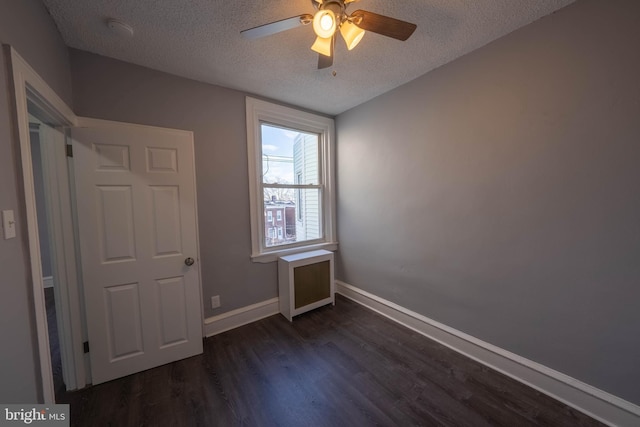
left=261, top=123, right=320, bottom=247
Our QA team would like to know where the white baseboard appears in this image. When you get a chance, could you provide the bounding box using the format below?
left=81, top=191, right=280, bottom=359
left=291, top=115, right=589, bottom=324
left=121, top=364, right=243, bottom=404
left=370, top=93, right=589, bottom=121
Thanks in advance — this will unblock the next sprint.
left=336, top=280, right=640, bottom=427
left=42, top=276, right=54, bottom=288
left=204, top=297, right=280, bottom=337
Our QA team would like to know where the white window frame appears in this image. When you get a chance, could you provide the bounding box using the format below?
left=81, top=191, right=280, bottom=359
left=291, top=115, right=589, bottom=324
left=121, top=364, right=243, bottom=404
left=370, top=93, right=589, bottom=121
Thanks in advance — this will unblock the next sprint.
left=277, top=210, right=282, bottom=221
left=296, top=172, right=303, bottom=221
left=246, top=97, right=337, bottom=262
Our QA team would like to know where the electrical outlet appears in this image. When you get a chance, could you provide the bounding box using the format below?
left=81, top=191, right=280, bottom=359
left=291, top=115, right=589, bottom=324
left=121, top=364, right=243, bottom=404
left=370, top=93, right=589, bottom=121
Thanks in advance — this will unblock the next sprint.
left=211, top=295, right=221, bottom=309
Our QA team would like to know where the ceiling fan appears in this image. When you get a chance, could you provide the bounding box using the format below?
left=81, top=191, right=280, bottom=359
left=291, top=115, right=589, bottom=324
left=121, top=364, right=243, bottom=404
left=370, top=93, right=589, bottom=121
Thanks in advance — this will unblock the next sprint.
left=240, top=0, right=417, bottom=69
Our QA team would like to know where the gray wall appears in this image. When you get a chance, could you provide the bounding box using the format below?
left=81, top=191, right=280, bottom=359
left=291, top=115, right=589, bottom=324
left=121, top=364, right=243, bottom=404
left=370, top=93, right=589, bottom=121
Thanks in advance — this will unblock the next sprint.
left=69, top=49, right=278, bottom=318
left=0, top=0, right=73, bottom=402
left=336, top=0, right=640, bottom=405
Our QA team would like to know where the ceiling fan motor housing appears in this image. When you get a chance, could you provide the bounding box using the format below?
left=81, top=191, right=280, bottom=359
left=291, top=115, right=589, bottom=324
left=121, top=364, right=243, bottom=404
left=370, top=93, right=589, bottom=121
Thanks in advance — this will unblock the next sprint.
left=319, top=0, right=347, bottom=24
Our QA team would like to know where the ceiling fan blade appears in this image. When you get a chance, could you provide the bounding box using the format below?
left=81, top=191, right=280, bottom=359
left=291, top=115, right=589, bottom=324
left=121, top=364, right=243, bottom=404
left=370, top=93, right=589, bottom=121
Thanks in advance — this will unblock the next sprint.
left=318, top=52, right=333, bottom=69
left=351, top=10, right=417, bottom=41
left=317, top=36, right=334, bottom=69
left=241, top=14, right=312, bottom=39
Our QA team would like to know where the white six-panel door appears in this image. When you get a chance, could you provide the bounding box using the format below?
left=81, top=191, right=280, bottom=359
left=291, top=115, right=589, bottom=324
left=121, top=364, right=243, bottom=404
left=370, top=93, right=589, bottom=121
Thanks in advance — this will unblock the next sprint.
left=72, top=118, right=203, bottom=385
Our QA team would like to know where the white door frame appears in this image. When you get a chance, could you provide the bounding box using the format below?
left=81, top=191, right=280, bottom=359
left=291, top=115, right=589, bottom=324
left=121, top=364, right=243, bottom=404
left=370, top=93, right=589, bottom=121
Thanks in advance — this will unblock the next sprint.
left=5, top=45, right=84, bottom=402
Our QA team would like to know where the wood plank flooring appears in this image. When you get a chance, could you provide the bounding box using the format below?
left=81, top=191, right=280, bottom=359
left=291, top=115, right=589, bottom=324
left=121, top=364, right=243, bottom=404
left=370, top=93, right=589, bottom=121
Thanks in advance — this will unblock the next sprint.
left=59, top=294, right=604, bottom=426
left=45, top=287, right=65, bottom=397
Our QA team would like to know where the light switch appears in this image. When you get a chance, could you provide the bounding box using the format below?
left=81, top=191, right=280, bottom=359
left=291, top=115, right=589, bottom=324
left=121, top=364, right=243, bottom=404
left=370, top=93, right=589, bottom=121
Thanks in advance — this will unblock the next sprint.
left=2, top=210, right=16, bottom=239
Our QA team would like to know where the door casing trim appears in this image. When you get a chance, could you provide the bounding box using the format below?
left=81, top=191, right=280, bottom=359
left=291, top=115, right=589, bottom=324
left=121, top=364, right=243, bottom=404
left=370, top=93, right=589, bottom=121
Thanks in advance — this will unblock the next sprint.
left=6, top=45, right=83, bottom=403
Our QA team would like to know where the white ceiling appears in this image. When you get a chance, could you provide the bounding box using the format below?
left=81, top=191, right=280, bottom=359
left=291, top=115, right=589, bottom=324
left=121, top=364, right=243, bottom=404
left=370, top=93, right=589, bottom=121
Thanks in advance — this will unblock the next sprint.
left=42, top=0, right=575, bottom=115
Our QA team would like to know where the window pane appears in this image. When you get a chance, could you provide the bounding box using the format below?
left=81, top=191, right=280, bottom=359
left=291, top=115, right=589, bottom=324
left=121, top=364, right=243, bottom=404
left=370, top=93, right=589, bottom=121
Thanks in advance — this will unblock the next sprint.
left=261, top=123, right=319, bottom=185
left=264, top=188, right=321, bottom=248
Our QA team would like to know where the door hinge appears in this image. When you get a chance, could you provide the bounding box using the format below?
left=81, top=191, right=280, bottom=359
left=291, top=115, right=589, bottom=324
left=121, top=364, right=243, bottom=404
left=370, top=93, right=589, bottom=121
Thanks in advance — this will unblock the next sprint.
left=83, top=341, right=90, bottom=353
left=66, top=144, right=73, bottom=157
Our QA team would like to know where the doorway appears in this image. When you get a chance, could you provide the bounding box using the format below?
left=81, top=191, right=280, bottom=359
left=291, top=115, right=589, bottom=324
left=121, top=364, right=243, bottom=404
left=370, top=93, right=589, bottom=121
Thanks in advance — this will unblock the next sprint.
left=26, top=110, right=88, bottom=399
left=8, top=45, right=86, bottom=402
left=28, top=117, right=64, bottom=396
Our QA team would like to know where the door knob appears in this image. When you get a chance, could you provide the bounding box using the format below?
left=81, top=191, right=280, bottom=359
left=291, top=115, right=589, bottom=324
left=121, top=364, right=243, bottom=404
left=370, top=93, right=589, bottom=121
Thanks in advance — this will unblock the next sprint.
left=184, top=257, right=195, bottom=266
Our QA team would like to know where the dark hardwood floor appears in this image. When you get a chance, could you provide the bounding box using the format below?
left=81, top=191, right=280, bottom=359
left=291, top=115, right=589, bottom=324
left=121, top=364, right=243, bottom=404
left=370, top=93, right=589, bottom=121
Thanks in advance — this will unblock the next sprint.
left=59, top=295, right=604, bottom=427
left=45, top=287, right=65, bottom=397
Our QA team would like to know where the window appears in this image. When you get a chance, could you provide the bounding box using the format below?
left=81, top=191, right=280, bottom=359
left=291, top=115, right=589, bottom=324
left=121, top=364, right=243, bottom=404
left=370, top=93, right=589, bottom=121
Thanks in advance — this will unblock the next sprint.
left=246, top=97, right=336, bottom=262
left=267, top=211, right=273, bottom=222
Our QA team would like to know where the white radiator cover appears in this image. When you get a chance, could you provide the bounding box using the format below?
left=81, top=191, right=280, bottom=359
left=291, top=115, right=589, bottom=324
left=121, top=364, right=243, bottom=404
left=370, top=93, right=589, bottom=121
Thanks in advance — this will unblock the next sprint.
left=278, top=250, right=335, bottom=321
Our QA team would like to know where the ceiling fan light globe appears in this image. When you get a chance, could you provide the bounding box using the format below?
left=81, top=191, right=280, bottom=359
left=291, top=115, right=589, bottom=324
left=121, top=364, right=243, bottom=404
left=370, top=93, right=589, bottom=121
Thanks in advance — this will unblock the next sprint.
left=340, top=20, right=365, bottom=50
left=311, top=36, right=333, bottom=57
left=313, top=10, right=336, bottom=38
left=321, top=15, right=333, bottom=30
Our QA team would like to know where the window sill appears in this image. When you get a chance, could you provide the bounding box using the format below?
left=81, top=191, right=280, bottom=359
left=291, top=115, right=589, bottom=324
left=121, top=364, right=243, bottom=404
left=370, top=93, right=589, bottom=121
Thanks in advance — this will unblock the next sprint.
left=251, top=242, right=338, bottom=263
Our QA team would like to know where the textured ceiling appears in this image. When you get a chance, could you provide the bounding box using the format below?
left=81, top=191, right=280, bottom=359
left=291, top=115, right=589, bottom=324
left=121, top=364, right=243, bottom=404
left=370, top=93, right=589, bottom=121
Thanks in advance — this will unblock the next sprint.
left=42, top=0, right=575, bottom=115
